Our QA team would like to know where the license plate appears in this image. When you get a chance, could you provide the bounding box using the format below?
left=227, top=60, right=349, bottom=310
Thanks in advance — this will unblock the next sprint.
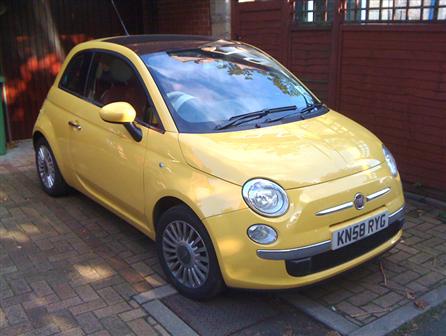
left=332, top=212, right=389, bottom=250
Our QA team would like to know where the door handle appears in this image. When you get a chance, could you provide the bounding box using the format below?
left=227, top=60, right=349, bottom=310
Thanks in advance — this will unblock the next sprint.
left=68, top=120, right=82, bottom=130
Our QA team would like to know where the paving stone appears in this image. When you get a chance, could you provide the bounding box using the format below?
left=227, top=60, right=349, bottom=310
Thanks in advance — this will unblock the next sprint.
left=119, top=308, right=147, bottom=322
left=74, top=285, right=100, bottom=303
left=393, top=270, right=420, bottom=285
left=131, top=262, right=154, bottom=277
left=76, top=312, right=103, bottom=334
left=30, top=280, right=54, bottom=297
left=133, top=285, right=177, bottom=304
left=374, top=292, right=404, bottom=308
left=26, top=306, right=50, bottom=328
left=94, top=302, right=132, bottom=319
left=50, top=309, right=78, bottom=331
left=22, top=323, right=60, bottom=336
left=409, top=252, right=435, bottom=264
left=57, top=327, right=85, bottom=336
left=347, top=290, right=379, bottom=306
left=100, top=316, right=133, bottom=336
left=4, top=304, right=28, bottom=325
left=112, top=283, right=136, bottom=301
left=8, top=278, right=31, bottom=295
left=131, top=281, right=152, bottom=294
left=322, top=289, right=354, bottom=305
left=53, top=283, right=77, bottom=300
left=335, top=301, right=367, bottom=318
left=69, top=298, right=106, bottom=316
left=417, top=272, right=444, bottom=287
left=127, top=318, right=157, bottom=335
left=47, top=296, right=83, bottom=313
left=144, top=274, right=166, bottom=288
left=89, top=330, right=111, bottom=336
left=97, top=287, right=122, bottom=305
left=361, top=302, right=389, bottom=318
left=0, top=307, right=7, bottom=328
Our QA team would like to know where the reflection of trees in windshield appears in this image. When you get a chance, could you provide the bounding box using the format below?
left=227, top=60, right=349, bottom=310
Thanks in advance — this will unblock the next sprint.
left=216, top=62, right=253, bottom=80
left=167, top=49, right=316, bottom=106
left=215, top=60, right=313, bottom=103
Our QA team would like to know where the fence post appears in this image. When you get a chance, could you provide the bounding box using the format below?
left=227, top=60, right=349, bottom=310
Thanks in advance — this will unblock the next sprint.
left=328, top=0, right=345, bottom=109
left=0, top=75, right=6, bottom=155
left=281, top=0, right=294, bottom=68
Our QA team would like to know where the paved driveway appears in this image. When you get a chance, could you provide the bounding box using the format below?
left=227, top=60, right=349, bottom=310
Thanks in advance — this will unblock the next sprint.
left=1, top=140, right=445, bottom=336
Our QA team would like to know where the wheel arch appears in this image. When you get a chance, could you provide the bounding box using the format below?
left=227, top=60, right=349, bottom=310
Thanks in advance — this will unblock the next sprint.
left=32, top=123, right=70, bottom=186
left=152, top=196, right=199, bottom=235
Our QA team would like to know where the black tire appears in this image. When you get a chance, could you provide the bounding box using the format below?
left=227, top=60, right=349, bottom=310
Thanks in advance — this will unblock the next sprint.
left=35, top=137, right=69, bottom=197
left=156, top=204, right=224, bottom=300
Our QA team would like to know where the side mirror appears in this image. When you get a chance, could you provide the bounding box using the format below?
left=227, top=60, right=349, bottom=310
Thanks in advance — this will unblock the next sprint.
left=99, top=102, right=142, bottom=142
left=99, top=102, right=136, bottom=123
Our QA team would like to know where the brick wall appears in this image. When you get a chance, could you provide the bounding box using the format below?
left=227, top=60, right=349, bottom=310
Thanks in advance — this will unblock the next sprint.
left=156, top=0, right=211, bottom=35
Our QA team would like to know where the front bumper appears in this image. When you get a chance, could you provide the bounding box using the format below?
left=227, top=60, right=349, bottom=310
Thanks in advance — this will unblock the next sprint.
left=258, top=206, right=404, bottom=261
left=284, top=207, right=404, bottom=277
left=203, top=164, right=405, bottom=289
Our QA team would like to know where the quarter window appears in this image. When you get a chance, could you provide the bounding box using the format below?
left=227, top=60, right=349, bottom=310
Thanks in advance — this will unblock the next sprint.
left=86, top=53, right=150, bottom=122
left=59, top=52, right=92, bottom=96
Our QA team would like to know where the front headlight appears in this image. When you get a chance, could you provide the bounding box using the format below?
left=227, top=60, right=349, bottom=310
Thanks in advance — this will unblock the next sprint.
left=242, top=179, right=289, bottom=217
left=383, top=145, right=398, bottom=177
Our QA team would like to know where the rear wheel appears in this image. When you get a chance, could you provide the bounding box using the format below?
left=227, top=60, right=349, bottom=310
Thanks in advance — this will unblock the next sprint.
left=156, top=205, right=224, bottom=300
left=35, top=138, right=69, bottom=196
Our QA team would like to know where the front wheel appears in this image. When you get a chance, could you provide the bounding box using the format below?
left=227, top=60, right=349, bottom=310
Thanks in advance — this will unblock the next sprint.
left=35, top=138, right=69, bottom=196
left=156, top=205, right=224, bottom=300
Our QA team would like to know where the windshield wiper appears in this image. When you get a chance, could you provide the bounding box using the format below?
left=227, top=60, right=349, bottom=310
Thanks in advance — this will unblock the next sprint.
left=299, top=102, right=326, bottom=118
left=257, top=102, right=328, bottom=125
left=215, top=105, right=297, bottom=130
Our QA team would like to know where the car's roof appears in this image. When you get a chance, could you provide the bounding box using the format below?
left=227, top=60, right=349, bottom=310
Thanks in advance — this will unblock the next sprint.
left=102, top=34, right=230, bottom=55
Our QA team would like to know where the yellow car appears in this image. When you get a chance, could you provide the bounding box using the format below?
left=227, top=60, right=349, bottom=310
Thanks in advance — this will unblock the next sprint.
left=33, top=35, right=405, bottom=300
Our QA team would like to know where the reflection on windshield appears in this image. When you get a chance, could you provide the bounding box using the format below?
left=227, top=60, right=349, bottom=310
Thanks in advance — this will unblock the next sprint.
left=141, top=43, right=321, bottom=133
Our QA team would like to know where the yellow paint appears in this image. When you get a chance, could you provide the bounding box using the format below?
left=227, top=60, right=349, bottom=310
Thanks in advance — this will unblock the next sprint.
left=33, top=39, right=405, bottom=289
left=99, top=102, right=136, bottom=123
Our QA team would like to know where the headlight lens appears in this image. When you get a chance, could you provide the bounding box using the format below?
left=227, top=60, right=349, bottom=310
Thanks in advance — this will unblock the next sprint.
left=247, top=224, right=277, bottom=244
left=383, top=145, right=398, bottom=177
left=242, top=179, right=289, bottom=217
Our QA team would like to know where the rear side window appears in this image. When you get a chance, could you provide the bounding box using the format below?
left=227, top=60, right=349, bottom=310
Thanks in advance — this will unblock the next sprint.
left=59, top=52, right=92, bottom=96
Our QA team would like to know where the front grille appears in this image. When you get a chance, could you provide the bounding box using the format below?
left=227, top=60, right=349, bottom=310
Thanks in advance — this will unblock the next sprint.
left=285, top=220, right=404, bottom=277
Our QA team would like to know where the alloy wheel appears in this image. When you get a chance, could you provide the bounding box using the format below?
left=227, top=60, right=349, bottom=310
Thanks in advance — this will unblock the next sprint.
left=162, top=220, right=210, bottom=288
left=37, top=145, right=56, bottom=189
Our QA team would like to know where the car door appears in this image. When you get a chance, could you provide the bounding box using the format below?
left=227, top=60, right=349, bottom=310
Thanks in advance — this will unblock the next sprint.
left=68, top=51, right=152, bottom=228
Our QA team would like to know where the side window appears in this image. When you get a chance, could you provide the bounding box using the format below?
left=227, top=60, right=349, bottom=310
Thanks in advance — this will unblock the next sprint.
left=59, top=52, right=92, bottom=96
left=86, top=53, right=149, bottom=122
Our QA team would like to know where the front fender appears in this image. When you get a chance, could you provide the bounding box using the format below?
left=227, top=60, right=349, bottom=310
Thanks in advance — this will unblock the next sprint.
left=144, top=131, right=247, bottom=236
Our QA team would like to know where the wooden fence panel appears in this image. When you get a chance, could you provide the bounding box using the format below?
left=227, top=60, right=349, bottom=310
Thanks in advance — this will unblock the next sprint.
left=0, top=0, right=144, bottom=140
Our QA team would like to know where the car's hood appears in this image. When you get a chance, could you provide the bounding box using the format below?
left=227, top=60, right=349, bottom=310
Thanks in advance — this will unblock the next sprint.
left=178, top=111, right=384, bottom=189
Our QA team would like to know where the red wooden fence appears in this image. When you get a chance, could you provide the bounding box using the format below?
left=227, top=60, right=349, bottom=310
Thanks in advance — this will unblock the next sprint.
left=0, top=0, right=147, bottom=140
left=232, top=0, right=446, bottom=192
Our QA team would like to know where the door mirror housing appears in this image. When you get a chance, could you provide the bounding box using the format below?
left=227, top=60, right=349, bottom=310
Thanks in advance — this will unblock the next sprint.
left=99, top=102, right=136, bottom=124
left=99, top=102, right=142, bottom=142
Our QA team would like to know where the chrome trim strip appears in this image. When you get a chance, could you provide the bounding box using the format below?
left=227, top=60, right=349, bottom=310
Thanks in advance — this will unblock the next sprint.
left=367, top=187, right=391, bottom=201
left=389, top=205, right=405, bottom=221
left=315, top=201, right=353, bottom=216
left=257, top=240, right=332, bottom=261
left=316, top=187, right=392, bottom=216
left=257, top=205, right=405, bottom=261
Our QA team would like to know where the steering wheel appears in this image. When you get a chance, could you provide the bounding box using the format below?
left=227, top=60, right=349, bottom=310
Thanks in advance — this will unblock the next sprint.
left=167, top=91, right=197, bottom=111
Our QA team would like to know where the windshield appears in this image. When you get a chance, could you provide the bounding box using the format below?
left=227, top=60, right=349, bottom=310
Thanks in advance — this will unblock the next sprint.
left=140, top=43, right=324, bottom=133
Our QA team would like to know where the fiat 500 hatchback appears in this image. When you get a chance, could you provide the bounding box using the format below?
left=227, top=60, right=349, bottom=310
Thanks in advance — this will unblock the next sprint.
left=33, top=35, right=405, bottom=299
